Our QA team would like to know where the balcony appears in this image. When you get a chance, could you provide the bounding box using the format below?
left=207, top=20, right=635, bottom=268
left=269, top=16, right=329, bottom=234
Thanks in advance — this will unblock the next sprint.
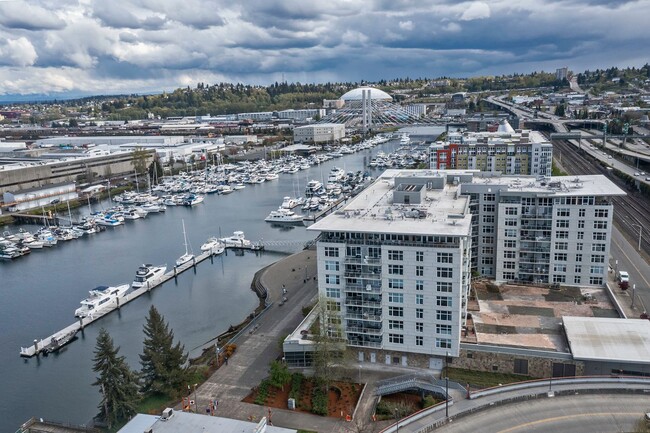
left=345, top=312, right=382, bottom=322
left=347, top=340, right=382, bottom=348
left=345, top=257, right=381, bottom=265
left=345, top=297, right=382, bottom=308
left=346, top=282, right=381, bottom=293
left=344, top=270, right=382, bottom=279
left=345, top=326, right=383, bottom=335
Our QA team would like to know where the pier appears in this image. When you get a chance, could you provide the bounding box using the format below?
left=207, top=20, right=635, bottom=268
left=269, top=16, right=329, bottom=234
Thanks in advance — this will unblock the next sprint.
left=19, top=243, right=261, bottom=358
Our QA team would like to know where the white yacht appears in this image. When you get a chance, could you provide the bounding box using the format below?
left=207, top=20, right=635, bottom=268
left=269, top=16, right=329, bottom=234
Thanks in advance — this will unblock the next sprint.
left=75, top=284, right=130, bottom=318
left=280, top=196, right=304, bottom=209
left=200, top=237, right=225, bottom=255
left=132, top=264, right=167, bottom=289
left=305, top=180, right=323, bottom=196
left=219, top=231, right=252, bottom=248
left=399, top=133, right=410, bottom=145
left=265, top=208, right=304, bottom=224
left=176, top=219, right=194, bottom=266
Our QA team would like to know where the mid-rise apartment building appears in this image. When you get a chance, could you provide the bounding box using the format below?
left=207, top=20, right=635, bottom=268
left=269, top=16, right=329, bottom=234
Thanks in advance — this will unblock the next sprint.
left=301, top=169, right=624, bottom=368
left=461, top=174, right=626, bottom=284
left=308, top=170, right=473, bottom=365
left=430, top=120, right=552, bottom=177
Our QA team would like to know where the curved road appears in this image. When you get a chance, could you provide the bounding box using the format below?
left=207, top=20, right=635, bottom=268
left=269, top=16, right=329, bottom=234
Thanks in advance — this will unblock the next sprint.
left=436, top=394, right=650, bottom=433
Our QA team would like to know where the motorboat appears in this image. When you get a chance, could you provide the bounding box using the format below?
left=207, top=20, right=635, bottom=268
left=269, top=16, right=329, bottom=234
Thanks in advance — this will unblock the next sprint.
left=280, top=196, right=304, bottom=209
left=176, top=219, right=194, bottom=266
left=305, top=180, right=323, bottom=196
left=132, top=264, right=167, bottom=288
left=219, top=230, right=253, bottom=249
left=42, top=329, right=78, bottom=355
left=75, top=284, right=130, bottom=318
left=200, top=237, right=225, bottom=255
left=399, top=133, right=410, bottom=145
left=265, top=208, right=304, bottom=224
left=182, top=194, right=204, bottom=206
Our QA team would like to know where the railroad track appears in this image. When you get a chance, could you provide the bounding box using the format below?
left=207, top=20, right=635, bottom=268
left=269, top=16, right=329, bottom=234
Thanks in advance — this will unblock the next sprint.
left=553, top=138, right=650, bottom=258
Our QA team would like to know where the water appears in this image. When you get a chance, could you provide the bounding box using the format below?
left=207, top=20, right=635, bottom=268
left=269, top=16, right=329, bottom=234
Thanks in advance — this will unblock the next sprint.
left=0, top=128, right=443, bottom=431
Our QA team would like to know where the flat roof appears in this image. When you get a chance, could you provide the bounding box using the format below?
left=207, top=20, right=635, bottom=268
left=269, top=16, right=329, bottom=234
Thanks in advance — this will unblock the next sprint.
left=308, top=169, right=471, bottom=236
left=563, top=316, right=650, bottom=364
left=466, top=174, right=627, bottom=197
left=117, top=411, right=296, bottom=433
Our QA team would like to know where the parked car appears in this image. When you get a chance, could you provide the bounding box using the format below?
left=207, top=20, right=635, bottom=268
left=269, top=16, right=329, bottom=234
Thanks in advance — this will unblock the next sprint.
left=617, top=270, right=629, bottom=283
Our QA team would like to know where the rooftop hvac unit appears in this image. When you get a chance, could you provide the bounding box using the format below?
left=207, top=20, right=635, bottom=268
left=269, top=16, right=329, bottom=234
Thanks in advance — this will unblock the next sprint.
left=161, top=408, right=173, bottom=420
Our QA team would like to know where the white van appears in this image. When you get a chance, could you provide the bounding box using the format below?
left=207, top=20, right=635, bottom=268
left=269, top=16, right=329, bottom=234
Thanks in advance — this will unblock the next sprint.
left=617, top=271, right=629, bottom=283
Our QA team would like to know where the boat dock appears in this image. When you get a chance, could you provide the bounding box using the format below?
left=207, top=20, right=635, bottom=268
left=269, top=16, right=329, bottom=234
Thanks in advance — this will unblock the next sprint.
left=302, top=197, right=347, bottom=224
left=19, top=243, right=261, bottom=357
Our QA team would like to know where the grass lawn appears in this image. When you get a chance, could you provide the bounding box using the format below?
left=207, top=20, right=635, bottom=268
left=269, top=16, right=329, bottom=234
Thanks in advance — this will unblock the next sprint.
left=137, top=392, right=176, bottom=415
left=446, top=367, right=534, bottom=389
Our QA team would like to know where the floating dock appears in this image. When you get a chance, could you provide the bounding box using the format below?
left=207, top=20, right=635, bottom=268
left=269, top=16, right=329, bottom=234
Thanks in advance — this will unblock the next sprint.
left=19, top=243, right=261, bottom=357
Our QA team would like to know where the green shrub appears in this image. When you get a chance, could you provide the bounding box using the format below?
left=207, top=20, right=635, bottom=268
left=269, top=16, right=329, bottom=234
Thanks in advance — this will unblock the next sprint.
left=254, top=379, right=270, bottom=405
left=289, top=373, right=304, bottom=400
left=311, top=386, right=328, bottom=416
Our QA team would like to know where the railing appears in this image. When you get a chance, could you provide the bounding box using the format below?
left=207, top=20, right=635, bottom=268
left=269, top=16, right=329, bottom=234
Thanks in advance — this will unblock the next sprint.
left=321, top=237, right=460, bottom=249
left=345, top=257, right=381, bottom=265
left=344, top=271, right=382, bottom=279
left=344, top=298, right=382, bottom=307
left=346, top=283, right=382, bottom=293
left=345, top=326, right=382, bottom=334
left=345, top=312, right=382, bottom=321
left=347, top=340, right=381, bottom=348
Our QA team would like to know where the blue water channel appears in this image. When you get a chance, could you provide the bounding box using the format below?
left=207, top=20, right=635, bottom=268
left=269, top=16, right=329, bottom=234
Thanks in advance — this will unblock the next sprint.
left=0, top=128, right=443, bottom=431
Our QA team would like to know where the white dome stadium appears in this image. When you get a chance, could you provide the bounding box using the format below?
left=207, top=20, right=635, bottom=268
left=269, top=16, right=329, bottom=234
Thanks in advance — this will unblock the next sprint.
left=340, top=87, right=392, bottom=101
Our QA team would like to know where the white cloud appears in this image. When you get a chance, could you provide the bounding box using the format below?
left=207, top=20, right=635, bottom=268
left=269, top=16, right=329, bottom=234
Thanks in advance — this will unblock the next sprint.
left=0, top=37, right=38, bottom=67
left=443, top=22, right=462, bottom=32
left=460, top=2, right=491, bottom=21
left=399, top=20, right=414, bottom=31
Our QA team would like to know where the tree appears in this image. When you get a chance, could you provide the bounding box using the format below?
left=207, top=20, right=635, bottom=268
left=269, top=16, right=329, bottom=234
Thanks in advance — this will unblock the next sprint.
left=312, top=297, right=347, bottom=389
left=131, top=147, right=150, bottom=175
left=140, top=305, right=188, bottom=397
left=268, top=360, right=291, bottom=390
left=92, top=328, right=140, bottom=429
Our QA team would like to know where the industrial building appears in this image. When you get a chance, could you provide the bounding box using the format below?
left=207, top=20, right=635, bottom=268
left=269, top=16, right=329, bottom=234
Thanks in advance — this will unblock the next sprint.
left=293, top=123, right=345, bottom=144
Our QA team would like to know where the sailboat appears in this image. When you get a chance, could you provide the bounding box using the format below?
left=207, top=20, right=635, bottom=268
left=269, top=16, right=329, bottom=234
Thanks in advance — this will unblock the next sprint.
left=175, top=219, right=194, bottom=267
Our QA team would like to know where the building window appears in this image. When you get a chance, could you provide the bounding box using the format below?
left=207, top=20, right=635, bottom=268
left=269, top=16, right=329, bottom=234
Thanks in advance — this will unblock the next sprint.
left=482, top=246, right=494, bottom=255
left=483, top=215, right=495, bottom=223
left=415, top=266, right=424, bottom=277
left=505, top=207, right=518, bottom=215
left=483, top=204, right=495, bottom=212
left=436, top=310, right=452, bottom=321
left=593, top=221, right=608, bottom=230
left=388, top=320, right=403, bottom=330
left=326, top=288, right=340, bottom=298
left=556, top=231, right=569, bottom=239
left=325, top=274, right=340, bottom=284
left=556, top=209, right=570, bottom=217
left=594, top=209, right=609, bottom=218
left=326, top=301, right=341, bottom=312
left=590, top=266, right=604, bottom=275
left=555, top=242, right=568, bottom=250
left=388, top=279, right=404, bottom=289
left=324, top=247, right=339, bottom=257
left=574, top=264, right=582, bottom=273
left=388, top=292, right=404, bottom=303
left=553, top=274, right=566, bottom=283
left=482, top=225, right=495, bottom=234
left=556, top=220, right=570, bottom=228
left=504, top=240, right=517, bottom=248
left=435, top=338, right=452, bottom=349
left=482, top=236, right=494, bottom=244
left=416, top=336, right=423, bottom=346
left=505, top=229, right=517, bottom=238
left=388, top=306, right=403, bottom=317
left=416, top=280, right=424, bottom=291
left=578, top=220, right=585, bottom=229
left=416, top=251, right=424, bottom=262
left=437, top=252, right=453, bottom=263
left=388, top=250, right=403, bottom=261
left=592, top=243, right=606, bottom=252
left=589, top=276, right=603, bottom=285
left=437, top=282, right=452, bottom=292
left=483, top=193, right=495, bottom=201
left=503, top=261, right=515, bottom=269
left=514, top=359, right=529, bottom=375
left=554, top=264, right=566, bottom=273
left=574, top=276, right=582, bottom=284
left=590, top=255, right=605, bottom=263
left=388, top=264, right=404, bottom=275
left=436, top=324, right=452, bottom=335
left=593, top=233, right=607, bottom=241
left=579, top=209, right=586, bottom=217
left=554, top=253, right=567, bottom=261
left=577, top=232, right=584, bottom=240
left=416, top=322, right=423, bottom=332
left=388, top=334, right=404, bottom=344
left=416, top=308, right=424, bottom=319
left=576, top=243, right=583, bottom=251
left=436, top=296, right=451, bottom=307
left=416, top=294, right=424, bottom=305
left=325, top=260, right=339, bottom=271
left=437, top=268, right=453, bottom=278
left=504, top=219, right=517, bottom=227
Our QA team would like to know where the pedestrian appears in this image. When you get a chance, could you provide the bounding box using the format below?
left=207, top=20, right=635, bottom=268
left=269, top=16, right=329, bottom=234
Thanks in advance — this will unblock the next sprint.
left=225, top=356, right=228, bottom=365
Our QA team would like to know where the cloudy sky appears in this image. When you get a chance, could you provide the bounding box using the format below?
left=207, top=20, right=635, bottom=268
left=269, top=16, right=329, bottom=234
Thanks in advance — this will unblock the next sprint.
left=0, top=0, right=647, bottom=98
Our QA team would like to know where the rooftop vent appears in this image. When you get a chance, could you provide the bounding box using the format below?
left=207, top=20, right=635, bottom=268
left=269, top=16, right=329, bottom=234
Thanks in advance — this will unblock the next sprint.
left=161, top=408, right=173, bottom=421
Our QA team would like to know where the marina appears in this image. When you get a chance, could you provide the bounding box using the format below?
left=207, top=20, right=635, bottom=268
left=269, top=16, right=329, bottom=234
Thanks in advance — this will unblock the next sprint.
left=0, top=129, right=444, bottom=432
left=19, top=234, right=262, bottom=358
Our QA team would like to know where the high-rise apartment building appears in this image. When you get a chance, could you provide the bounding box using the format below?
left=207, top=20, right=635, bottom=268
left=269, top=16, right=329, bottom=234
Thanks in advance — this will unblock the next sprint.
left=303, top=170, right=624, bottom=367
left=430, top=120, right=552, bottom=177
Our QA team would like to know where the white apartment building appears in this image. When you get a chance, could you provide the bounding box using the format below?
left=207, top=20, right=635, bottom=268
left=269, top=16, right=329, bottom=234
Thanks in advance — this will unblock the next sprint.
left=293, top=169, right=625, bottom=368
left=293, top=123, right=345, bottom=144
left=307, top=170, right=473, bottom=366
left=461, top=174, right=626, bottom=285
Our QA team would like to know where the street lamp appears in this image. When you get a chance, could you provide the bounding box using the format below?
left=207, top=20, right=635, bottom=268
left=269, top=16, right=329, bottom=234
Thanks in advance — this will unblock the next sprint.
left=395, top=408, right=399, bottom=433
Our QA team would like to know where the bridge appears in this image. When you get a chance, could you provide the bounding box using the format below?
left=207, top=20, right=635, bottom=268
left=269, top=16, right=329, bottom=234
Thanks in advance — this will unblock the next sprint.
left=375, top=373, right=455, bottom=398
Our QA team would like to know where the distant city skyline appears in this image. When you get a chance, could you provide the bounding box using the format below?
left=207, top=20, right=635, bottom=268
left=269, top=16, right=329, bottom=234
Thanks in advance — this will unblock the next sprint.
left=0, top=0, right=648, bottom=98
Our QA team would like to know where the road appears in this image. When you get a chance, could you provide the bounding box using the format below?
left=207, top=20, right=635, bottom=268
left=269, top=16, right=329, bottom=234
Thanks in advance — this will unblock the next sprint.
left=435, top=393, right=650, bottom=433
left=610, top=226, right=650, bottom=314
